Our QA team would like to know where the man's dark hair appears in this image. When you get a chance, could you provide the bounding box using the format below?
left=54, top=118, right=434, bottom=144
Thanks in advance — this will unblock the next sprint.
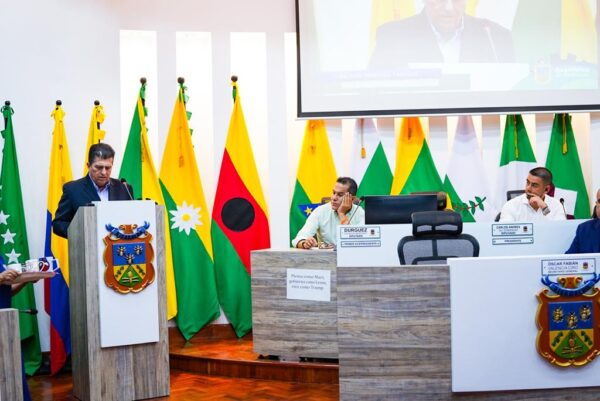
left=88, top=143, right=115, bottom=164
left=337, top=177, right=358, bottom=196
left=529, top=167, right=553, bottom=186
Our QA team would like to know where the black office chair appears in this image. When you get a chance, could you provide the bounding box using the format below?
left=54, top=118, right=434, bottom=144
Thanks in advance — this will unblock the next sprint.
left=506, top=189, right=525, bottom=201
left=495, top=189, right=527, bottom=221
left=397, top=211, right=479, bottom=265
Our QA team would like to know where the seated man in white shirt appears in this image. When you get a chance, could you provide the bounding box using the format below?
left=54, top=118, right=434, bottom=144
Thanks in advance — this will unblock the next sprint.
left=499, top=167, right=566, bottom=222
left=292, top=177, right=365, bottom=249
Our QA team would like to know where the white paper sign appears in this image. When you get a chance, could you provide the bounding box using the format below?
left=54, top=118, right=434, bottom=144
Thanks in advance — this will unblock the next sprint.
left=286, top=268, right=331, bottom=302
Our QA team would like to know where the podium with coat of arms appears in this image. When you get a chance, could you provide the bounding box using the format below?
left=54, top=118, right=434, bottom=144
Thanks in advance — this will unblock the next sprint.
left=68, top=200, right=169, bottom=401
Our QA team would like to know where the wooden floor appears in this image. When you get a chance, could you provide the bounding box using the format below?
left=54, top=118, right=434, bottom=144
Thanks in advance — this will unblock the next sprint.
left=28, top=370, right=339, bottom=400
left=27, top=326, right=340, bottom=400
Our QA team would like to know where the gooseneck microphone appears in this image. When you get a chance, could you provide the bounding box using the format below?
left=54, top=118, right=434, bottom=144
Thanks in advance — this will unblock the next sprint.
left=345, top=196, right=365, bottom=224
left=120, top=178, right=134, bottom=200
left=484, top=24, right=499, bottom=62
left=20, top=308, right=38, bottom=315
left=560, top=198, right=567, bottom=218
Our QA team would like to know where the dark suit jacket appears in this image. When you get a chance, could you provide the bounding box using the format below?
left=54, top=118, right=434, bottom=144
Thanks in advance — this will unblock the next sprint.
left=370, top=12, right=515, bottom=68
left=565, top=219, right=600, bottom=254
left=52, top=176, right=133, bottom=238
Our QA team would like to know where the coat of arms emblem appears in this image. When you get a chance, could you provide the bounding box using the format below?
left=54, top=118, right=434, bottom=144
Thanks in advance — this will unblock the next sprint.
left=536, top=258, right=600, bottom=367
left=103, top=222, right=155, bottom=294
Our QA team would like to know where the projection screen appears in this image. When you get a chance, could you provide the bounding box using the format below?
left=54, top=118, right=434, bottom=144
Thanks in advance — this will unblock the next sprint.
left=296, top=0, right=600, bottom=118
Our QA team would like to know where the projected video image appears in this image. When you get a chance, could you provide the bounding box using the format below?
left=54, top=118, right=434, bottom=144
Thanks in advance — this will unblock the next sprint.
left=297, top=0, right=599, bottom=116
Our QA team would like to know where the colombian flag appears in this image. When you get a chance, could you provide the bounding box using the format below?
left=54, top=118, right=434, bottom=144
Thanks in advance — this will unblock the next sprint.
left=160, top=81, right=220, bottom=340
left=390, top=117, right=445, bottom=195
left=289, top=120, right=337, bottom=242
left=119, top=79, right=177, bottom=320
left=211, top=79, right=270, bottom=338
left=44, top=102, right=73, bottom=374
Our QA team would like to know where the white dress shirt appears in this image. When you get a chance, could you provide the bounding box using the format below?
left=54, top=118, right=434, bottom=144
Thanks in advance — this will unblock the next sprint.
left=291, top=202, right=365, bottom=247
left=499, top=193, right=566, bottom=222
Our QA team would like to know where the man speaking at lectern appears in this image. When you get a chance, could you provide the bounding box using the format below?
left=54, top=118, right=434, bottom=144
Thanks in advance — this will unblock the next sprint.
left=52, top=143, right=133, bottom=239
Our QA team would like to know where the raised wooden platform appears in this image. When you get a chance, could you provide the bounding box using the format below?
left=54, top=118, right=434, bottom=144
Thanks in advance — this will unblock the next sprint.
left=168, top=326, right=338, bottom=384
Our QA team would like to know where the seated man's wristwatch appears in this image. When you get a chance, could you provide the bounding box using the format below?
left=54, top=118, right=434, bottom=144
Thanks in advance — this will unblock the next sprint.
left=541, top=206, right=550, bottom=216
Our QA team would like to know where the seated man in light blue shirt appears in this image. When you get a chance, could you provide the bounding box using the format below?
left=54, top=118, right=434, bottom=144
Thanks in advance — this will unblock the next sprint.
left=292, top=177, right=365, bottom=249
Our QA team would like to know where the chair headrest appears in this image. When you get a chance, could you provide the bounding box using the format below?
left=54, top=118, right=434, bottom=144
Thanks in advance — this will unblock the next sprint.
left=411, top=211, right=463, bottom=236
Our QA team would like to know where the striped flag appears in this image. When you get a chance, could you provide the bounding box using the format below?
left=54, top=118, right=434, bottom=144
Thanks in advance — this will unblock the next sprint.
left=390, top=117, right=444, bottom=195
left=545, top=113, right=590, bottom=219
left=159, top=81, right=220, bottom=340
left=494, top=115, right=537, bottom=210
left=211, top=80, right=270, bottom=338
left=119, top=80, right=177, bottom=320
left=44, top=102, right=73, bottom=374
left=350, top=118, right=392, bottom=197
left=289, top=120, right=337, bottom=242
left=443, top=116, right=497, bottom=222
left=1, top=102, right=42, bottom=375
left=82, top=101, right=105, bottom=175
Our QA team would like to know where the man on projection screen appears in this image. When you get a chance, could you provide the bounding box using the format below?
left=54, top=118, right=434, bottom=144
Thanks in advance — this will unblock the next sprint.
left=370, top=0, right=515, bottom=68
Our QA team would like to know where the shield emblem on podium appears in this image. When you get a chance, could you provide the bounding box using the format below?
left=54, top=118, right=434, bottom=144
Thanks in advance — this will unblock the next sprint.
left=103, top=223, right=155, bottom=294
left=536, top=288, right=600, bottom=367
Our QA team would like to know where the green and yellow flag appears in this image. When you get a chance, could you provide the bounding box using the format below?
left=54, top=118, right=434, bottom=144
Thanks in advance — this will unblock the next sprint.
left=390, top=117, right=444, bottom=195
left=159, top=81, right=219, bottom=340
left=545, top=113, right=590, bottom=219
left=120, top=80, right=177, bottom=320
left=289, top=120, right=337, bottom=242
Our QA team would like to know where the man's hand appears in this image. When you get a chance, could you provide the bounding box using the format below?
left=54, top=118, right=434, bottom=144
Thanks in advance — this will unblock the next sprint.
left=298, top=237, right=318, bottom=249
left=528, top=195, right=547, bottom=211
left=0, top=269, right=21, bottom=285
left=338, top=193, right=353, bottom=216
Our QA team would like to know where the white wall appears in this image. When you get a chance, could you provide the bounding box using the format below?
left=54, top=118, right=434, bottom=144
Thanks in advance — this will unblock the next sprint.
left=1, top=0, right=599, bottom=350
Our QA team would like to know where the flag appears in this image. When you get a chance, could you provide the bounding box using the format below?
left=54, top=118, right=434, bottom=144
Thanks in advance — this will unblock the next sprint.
left=561, top=0, right=597, bottom=64
left=44, top=102, right=73, bottom=374
left=289, top=120, right=337, bottom=242
left=0, top=102, right=41, bottom=375
left=82, top=101, right=105, bottom=175
left=545, top=113, right=589, bottom=218
left=494, top=115, right=537, bottom=210
left=443, top=116, right=497, bottom=222
left=390, top=117, right=444, bottom=195
left=120, top=80, right=177, bottom=320
left=211, top=80, right=270, bottom=338
left=159, top=81, right=219, bottom=340
left=350, top=118, right=393, bottom=197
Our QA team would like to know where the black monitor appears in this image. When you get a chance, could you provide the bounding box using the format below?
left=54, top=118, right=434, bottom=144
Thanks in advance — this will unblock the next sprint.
left=364, top=194, right=439, bottom=224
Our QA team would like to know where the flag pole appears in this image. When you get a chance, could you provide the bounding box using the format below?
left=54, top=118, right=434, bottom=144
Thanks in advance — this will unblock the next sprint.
left=231, top=75, right=238, bottom=102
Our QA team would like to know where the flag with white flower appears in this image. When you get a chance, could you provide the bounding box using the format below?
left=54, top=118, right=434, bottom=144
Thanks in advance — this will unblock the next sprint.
left=0, top=101, right=42, bottom=374
left=159, top=81, right=220, bottom=341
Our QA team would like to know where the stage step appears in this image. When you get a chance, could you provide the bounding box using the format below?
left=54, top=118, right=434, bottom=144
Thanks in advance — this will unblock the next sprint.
left=168, top=326, right=339, bottom=384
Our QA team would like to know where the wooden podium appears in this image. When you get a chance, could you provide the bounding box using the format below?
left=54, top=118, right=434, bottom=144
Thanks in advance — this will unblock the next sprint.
left=68, top=201, right=169, bottom=401
left=0, top=308, right=23, bottom=401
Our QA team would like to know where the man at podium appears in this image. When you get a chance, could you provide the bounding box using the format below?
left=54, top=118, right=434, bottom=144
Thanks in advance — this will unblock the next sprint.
left=52, top=143, right=134, bottom=238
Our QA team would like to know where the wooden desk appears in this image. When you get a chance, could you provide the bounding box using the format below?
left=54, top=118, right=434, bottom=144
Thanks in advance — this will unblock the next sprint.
left=251, top=249, right=338, bottom=359
left=337, top=264, right=600, bottom=400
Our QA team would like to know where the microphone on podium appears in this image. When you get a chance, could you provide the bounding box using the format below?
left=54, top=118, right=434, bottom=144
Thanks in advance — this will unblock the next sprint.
left=19, top=309, right=38, bottom=315
left=120, top=178, right=134, bottom=200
